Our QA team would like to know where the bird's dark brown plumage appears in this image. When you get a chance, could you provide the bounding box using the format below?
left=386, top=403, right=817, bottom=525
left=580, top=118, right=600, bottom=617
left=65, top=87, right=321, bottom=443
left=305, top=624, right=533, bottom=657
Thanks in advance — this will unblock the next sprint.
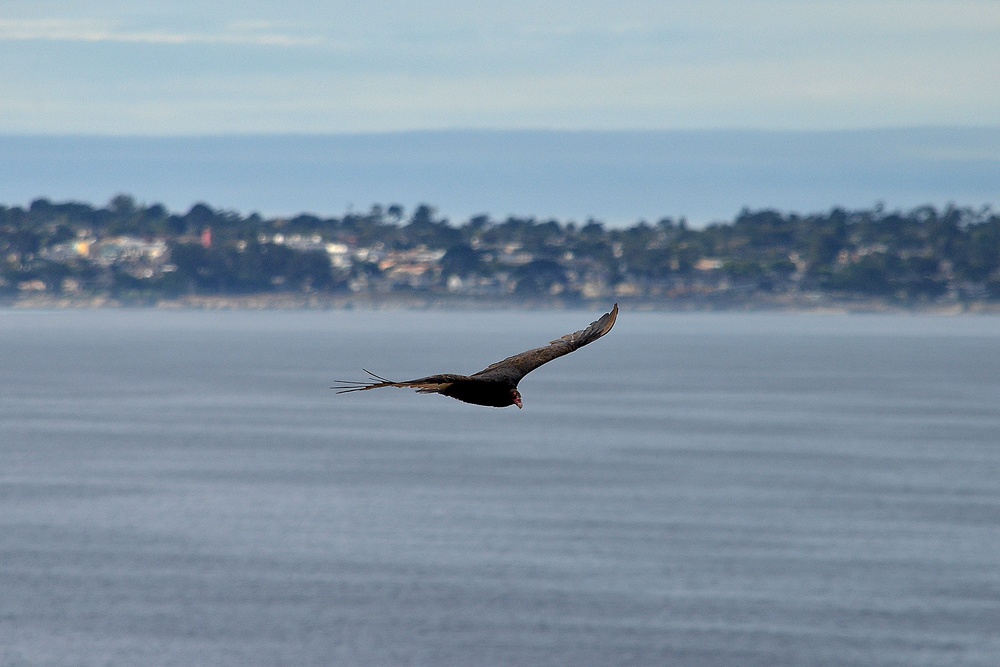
left=332, top=304, right=618, bottom=408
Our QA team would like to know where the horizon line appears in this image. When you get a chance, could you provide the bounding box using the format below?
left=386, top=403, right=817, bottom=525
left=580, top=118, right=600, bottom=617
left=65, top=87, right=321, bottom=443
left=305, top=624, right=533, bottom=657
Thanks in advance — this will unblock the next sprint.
left=3, top=124, right=1000, bottom=140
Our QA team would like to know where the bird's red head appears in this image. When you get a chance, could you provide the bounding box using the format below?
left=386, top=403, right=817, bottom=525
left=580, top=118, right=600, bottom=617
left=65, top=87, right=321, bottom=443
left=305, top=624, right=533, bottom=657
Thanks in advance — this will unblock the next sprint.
left=511, top=389, right=522, bottom=409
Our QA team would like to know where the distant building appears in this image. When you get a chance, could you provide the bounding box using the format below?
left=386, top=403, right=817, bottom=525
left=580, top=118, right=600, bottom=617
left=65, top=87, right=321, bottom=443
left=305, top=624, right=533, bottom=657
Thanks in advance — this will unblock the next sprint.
left=694, top=258, right=724, bottom=271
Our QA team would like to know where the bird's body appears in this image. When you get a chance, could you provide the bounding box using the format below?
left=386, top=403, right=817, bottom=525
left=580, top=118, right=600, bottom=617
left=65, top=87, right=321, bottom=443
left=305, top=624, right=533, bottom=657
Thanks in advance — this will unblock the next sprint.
left=333, top=304, right=618, bottom=408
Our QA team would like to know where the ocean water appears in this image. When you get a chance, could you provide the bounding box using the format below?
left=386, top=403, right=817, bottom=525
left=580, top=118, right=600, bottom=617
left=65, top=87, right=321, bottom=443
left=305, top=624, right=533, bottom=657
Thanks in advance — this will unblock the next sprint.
left=1, top=308, right=999, bottom=666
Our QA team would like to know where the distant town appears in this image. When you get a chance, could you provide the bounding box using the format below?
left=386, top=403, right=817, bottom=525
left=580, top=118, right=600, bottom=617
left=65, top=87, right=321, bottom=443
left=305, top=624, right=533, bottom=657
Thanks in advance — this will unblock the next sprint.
left=3, top=196, right=999, bottom=310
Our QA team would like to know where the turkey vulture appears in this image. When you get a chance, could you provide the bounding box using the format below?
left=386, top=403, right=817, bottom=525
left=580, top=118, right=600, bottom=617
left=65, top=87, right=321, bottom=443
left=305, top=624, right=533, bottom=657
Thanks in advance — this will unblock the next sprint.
left=333, top=304, right=618, bottom=408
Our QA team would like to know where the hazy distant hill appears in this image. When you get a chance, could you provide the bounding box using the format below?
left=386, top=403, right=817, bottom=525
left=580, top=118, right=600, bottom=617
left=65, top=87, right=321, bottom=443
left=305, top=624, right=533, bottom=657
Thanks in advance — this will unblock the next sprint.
left=2, top=128, right=998, bottom=226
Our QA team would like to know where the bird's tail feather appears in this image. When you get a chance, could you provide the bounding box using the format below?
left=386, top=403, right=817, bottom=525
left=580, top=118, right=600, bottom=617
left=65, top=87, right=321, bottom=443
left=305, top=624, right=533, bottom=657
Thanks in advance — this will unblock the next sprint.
left=330, top=369, right=399, bottom=393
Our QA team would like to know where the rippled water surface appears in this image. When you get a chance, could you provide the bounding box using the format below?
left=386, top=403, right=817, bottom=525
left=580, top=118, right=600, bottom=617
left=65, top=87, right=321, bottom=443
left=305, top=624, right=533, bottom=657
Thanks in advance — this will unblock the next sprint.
left=2, top=309, right=999, bottom=666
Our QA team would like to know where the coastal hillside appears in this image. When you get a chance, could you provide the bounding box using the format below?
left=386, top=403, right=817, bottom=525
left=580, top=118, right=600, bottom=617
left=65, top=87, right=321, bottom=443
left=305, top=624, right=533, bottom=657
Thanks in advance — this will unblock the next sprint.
left=3, top=197, right=999, bottom=310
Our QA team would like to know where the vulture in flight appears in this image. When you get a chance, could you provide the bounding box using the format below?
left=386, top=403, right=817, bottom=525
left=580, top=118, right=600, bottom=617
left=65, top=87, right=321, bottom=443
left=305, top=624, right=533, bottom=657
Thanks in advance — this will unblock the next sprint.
left=333, top=304, right=617, bottom=409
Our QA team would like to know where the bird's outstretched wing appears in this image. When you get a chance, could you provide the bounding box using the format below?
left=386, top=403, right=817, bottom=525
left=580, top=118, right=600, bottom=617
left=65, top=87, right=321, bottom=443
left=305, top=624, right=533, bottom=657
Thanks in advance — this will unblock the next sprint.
left=332, top=369, right=469, bottom=395
left=470, top=303, right=618, bottom=384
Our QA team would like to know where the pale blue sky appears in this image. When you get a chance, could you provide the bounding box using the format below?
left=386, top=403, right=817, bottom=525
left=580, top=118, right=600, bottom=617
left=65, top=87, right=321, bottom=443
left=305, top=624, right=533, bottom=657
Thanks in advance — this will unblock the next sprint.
left=3, top=1, right=999, bottom=134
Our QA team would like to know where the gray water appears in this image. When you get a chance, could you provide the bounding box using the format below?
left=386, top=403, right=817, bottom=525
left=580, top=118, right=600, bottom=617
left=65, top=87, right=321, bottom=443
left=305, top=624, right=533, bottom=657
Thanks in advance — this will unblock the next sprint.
left=1, top=309, right=999, bottom=666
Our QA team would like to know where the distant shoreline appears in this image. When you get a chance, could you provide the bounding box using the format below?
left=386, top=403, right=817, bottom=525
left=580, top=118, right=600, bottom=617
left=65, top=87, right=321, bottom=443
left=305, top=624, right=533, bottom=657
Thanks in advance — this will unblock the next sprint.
left=6, top=293, right=999, bottom=315
left=4, top=128, right=998, bottom=225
